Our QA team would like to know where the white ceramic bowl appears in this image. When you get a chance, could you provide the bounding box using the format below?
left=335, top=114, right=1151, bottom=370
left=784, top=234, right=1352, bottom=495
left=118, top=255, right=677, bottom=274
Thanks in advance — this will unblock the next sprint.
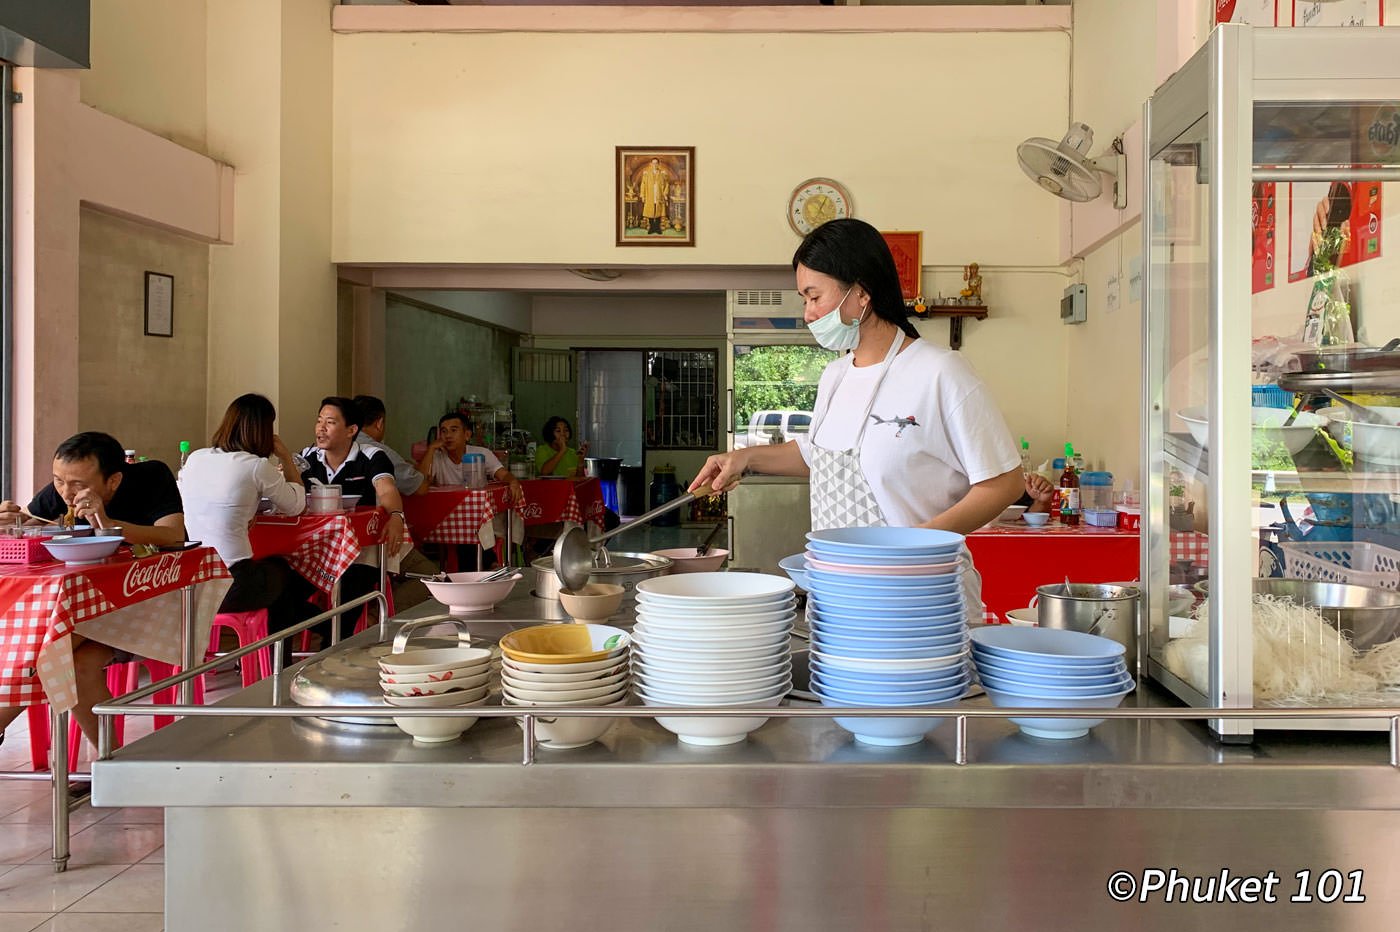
left=1318, top=404, right=1400, bottom=467
left=636, top=571, right=795, bottom=604
left=643, top=691, right=787, bottom=746
left=631, top=625, right=790, bottom=652
left=1004, top=607, right=1038, bottom=626
left=636, top=679, right=791, bottom=706
left=502, top=687, right=630, bottom=707
left=1021, top=512, right=1050, bottom=527
left=650, top=547, right=730, bottom=574
left=1179, top=405, right=1329, bottom=455
left=629, top=638, right=790, bottom=663
left=379, top=669, right=491, bottom=696
left=631, top=663, right=791, bottom=692
left=379, top=684, right=490, bottom=707
left=378, top=647, right=493, bottom=675
left=558, top=583, right=625, bottom=621
left=631, top=653, right=789, bottom=677
left=500, top=660, right=627, bottom=684
left=39, top=536, right=123, bottom=565
left=501, top=678, right=628, bottom=702
left=632, top=615, right=795, bottom=638
left=422, top=572, right=523, bottom=616
left=501, top=668, right=628, bottom=694
left=384, top=693, right=488, bottom=744
left=502, top=695, right=625, bottom=750
left=635, top=604, right=796, bottom=625
left=502, top=654, right=627, bottom=675
left=379, top=662, right=491, bottom=686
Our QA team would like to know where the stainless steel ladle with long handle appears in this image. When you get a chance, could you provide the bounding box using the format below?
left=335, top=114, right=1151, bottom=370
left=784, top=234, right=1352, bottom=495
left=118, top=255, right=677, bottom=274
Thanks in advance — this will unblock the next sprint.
left=552, top=491, right=701, bottom=591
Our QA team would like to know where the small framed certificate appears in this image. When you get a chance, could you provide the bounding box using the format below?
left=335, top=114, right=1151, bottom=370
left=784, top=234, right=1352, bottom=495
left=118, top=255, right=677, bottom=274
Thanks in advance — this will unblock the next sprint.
left=144, top=271, right=174, bottom=338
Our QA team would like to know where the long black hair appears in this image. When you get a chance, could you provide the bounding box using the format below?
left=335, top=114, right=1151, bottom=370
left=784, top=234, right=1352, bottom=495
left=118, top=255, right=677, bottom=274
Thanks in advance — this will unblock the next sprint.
left=541, top=416, right=573, bottom=445
left=792, top=218, right=919, bottom=339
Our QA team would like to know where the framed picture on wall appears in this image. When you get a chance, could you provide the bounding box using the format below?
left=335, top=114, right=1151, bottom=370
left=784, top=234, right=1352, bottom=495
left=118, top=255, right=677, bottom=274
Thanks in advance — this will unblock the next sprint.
left=880, top=231, right=923, bottom=300
left=617, top=146, right=695, bottom=247
left=144, top=271, right=174, bottom=338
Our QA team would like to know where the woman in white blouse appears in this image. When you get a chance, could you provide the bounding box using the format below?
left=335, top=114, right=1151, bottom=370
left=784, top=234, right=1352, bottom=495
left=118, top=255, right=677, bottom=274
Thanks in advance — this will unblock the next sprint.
left=179, top=394, right=315, bottom=632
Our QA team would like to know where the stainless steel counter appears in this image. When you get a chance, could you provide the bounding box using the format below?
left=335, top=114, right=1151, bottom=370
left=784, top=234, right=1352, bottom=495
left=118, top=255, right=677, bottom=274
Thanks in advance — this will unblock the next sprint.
left=90, top=589, right=1400, bottom=932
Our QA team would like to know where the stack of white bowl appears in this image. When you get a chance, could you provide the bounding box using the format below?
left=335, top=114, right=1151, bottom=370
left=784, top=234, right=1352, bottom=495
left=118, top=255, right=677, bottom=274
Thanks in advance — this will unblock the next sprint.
left=499, top=623, right=631, bottom=750
left=970, top=626, right=1134, bottom=740
left=801, top=527, right=972, bottom=747
left=378, top=647, right=493, bottom=744
left=632, top=572, right=796, bottom=746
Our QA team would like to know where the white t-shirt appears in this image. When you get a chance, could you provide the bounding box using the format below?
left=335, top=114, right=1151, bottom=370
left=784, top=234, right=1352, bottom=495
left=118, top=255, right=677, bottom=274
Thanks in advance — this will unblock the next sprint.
left=178, top=448, right=306, bottom=566
left=795, top=338, right=1020, bottom=526
left=430, top=446, right=504, bottom=487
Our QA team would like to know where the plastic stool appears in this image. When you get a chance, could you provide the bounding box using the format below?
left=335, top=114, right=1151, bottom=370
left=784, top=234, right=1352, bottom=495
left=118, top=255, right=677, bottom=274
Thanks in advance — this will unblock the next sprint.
left=206, top=609, right=272, bottom=688
left=123, top=659, right=206, bottom=731
left=25, top=665, right=129, bottom=771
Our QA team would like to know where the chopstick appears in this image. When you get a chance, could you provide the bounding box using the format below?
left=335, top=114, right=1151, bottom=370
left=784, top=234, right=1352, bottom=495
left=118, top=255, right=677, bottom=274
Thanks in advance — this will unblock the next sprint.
left=22, top=512, right=59, bottom=526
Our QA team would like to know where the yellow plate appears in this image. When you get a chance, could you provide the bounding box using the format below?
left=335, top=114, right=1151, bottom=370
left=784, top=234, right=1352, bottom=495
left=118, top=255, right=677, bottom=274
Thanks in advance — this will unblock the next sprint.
left=500, top=624, right=630, bottom=665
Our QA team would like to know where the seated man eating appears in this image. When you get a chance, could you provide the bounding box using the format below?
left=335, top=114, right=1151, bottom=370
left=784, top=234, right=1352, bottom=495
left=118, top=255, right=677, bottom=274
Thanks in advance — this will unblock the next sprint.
left=0, top=431, right=186, bottom=751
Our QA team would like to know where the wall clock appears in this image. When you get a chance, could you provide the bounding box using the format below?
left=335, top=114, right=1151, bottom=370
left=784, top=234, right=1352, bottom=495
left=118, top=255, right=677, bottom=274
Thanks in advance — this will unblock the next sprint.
left=788, top=177, right=853, bottom=236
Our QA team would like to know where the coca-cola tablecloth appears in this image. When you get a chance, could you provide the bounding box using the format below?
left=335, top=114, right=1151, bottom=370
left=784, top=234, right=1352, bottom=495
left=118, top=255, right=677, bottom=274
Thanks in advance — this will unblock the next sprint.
left=404, top=479, right=605, bottom=545
left=0, top=547, right=224, bottom=710
left=249, top=508, right=391, bottom=592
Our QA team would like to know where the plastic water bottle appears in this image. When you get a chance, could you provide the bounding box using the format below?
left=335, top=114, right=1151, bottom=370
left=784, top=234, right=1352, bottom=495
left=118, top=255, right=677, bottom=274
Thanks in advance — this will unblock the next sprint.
left=463, top=453, right=486, bottom=489
left=178, top=440, right=191, bottom=471
left=1019, top=436, right=1032, bottom=474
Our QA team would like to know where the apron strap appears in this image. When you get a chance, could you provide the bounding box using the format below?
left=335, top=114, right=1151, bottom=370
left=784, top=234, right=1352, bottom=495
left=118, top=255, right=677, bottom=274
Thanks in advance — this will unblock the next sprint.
left=812, top=333, right=907, bottom=452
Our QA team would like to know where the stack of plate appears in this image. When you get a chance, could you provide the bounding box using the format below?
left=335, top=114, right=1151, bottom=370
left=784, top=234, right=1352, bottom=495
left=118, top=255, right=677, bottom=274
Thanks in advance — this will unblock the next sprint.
left=632, top=572, right=796, bottom=746
left=970, top=626, right=1133, bottom=740
left=378, top=647, right=493, bottom=744
left=499, top=624, right=631, bottom=750
left=801, top=527, right=971, bottom=747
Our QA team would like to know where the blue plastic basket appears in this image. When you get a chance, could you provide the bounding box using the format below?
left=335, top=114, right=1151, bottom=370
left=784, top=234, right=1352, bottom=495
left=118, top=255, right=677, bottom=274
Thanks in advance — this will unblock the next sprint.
left=1252, top=384, right=1293, bottom=409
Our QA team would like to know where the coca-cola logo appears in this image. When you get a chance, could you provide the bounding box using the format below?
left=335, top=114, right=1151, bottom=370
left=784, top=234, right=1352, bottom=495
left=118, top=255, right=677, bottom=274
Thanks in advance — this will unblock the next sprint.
left=1367, top=112, right=1399, bottom=154
left=122, top=553, right=187, bottom=598
left=519, top=502, right=544, bottom=520
left=366, top=511, right=384, bottom=538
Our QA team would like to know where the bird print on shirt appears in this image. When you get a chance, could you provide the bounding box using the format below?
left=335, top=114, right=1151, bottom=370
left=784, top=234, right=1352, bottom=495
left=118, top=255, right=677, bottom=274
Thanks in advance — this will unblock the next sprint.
left=870, top=414, right=920, bottom=437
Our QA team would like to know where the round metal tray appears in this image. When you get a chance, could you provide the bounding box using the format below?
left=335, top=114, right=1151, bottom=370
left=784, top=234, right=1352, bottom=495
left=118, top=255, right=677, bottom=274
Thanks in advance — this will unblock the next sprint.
left=1277, top=368, right=1400, bottom=394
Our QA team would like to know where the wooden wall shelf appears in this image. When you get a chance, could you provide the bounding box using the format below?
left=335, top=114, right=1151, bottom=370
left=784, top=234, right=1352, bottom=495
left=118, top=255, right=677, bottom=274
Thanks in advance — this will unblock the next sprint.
left=910, top=305, right=987, bottom=350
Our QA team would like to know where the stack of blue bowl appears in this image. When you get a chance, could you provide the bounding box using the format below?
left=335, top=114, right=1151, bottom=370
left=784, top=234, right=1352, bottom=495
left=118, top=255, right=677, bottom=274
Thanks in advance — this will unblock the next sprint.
left=969, top=626, right=1134, bottom=740
left=797, top=527, right=972, bottom=747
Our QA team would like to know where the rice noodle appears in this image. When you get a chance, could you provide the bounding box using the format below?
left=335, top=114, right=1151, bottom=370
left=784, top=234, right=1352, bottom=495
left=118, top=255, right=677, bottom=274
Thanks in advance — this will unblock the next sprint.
left=1177, top=594, right=1381, bottom=701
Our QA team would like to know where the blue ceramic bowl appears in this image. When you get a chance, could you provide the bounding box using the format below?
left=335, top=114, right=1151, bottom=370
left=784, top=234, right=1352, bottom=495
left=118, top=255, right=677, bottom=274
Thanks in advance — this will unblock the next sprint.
left=806, top=568, right=963, bottom=591
left=973, top=651, right=1126, bottom=679
left=811, top=634, right=968, bottom=661
left=812, top=627, right=967, bottom=653
left=814, top=690, right=965, bottom=747
left=805, top=545, right=962, bottom=567
left=969, top=625, right=1125, bottom=666
left=813, top=667, right=970, bottom=696
left=804, top=578, right=962, bottom=601
left=807, top=527, right=965, bottom=554
left=978, top=670, right=1135, bottom=697
left=812, top=673, right=970, bottom=705
left=810, top=617, right=966, bottom=639
left=808, top=613, right=966, bottom=635
left=778, top=553, right=809, bottom=590
left=982, top=684, right=1133, bottom=740
left=810, top=656, right=971, bottom=685
left=809, top=602, right=964, bottom=625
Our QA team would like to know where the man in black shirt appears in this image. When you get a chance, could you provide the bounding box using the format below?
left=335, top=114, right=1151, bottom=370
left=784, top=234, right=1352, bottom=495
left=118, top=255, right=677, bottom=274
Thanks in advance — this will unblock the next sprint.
left=0, top=432, right=186, bottom=751
left=1, top=432, right=185, bottom=546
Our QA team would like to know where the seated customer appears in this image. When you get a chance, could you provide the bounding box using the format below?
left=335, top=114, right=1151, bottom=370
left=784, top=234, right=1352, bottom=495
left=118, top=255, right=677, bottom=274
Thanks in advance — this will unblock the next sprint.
left=353, top=394, right=427, bottom=497
left=178, top=394, right=318, bottom=636
left=535, top=416, right=589, bottom=478
left=298, top=396, right=407, bottom=639
left=417, top=412, right=525, bottom=505
left=0, top=431, right=186, bottom=750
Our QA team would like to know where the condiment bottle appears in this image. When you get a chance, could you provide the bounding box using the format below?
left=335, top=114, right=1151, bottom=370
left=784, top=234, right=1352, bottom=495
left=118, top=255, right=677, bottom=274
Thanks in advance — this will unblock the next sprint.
left=179, top=440, right=192, bottom=470
left=1058, top=442, right=1080, bottom=526
left=1019, top=436, right=1032, bottom=474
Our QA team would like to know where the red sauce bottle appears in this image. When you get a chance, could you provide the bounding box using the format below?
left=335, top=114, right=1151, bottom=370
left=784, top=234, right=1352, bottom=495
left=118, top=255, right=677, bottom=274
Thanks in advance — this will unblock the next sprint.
left=1058, top=444, right=1080, bottom=526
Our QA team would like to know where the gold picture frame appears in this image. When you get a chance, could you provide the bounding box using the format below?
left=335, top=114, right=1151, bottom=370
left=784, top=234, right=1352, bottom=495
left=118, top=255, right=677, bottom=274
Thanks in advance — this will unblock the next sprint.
left=617, top=146, right=695, bottom=246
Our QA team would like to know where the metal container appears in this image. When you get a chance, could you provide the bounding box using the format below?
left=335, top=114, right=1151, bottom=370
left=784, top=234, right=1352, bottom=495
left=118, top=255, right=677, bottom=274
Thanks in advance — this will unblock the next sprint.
left=530, top=551, right=671, bottom=603
left=1252, top=577, right=1400, bottom=651
left=1033, top=583, right=1139, bottom=660
left=308, top=483, right=343, bottom=514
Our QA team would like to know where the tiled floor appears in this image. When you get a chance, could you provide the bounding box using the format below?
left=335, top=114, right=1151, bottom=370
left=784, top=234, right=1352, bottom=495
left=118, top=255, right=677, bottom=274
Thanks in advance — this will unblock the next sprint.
left=0, top=668, right=249, bottom=931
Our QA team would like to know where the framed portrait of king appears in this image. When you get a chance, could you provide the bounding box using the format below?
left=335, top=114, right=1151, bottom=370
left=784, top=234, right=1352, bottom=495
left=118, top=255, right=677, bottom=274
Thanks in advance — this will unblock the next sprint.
left=617, top=146, right=695, bottom=247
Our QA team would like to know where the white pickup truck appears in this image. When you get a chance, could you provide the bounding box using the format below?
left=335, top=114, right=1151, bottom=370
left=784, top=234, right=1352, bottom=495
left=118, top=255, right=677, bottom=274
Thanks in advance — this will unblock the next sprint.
left=734, top=410, right=814, bottom=449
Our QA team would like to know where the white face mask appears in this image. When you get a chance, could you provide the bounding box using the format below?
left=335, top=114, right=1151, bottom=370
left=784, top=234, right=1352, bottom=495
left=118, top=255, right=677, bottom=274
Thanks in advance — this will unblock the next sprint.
left=806, top=287, right=866, bottom=351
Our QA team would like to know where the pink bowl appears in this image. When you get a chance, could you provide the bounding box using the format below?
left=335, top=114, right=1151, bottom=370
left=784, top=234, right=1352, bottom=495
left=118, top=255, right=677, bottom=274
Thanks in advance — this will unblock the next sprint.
left=805, top=554, right=961, bottom=576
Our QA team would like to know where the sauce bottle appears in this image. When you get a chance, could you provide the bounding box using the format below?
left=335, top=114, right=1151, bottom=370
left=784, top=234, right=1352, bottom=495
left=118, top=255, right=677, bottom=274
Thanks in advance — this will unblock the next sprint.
left=1058, top=442, right=1080, bottom=526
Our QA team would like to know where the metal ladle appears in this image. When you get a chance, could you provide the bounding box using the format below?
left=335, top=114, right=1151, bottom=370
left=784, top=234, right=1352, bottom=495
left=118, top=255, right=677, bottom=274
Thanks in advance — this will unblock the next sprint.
left=552, top=491, right=701, bottom=591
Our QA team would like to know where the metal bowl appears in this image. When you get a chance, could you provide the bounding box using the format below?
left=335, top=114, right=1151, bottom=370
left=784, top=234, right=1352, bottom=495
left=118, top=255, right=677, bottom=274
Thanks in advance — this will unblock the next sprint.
left=1253, top=578, right=1400, bottom=651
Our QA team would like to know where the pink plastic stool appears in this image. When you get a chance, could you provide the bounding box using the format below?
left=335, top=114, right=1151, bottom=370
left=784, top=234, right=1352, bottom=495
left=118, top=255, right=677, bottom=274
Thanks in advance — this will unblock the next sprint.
left=206, top=609, right=272, bottom=688
left=122, top=659, right=206, bottom=731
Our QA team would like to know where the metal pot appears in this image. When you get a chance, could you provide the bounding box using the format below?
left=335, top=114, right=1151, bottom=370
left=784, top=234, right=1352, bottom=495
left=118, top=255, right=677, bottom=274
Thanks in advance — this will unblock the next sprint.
left=1033, top=583, right=1139, bottom=661
left=531, top=551, right=672, bottom=602
left=1252, top=578, right=1400, bottom=651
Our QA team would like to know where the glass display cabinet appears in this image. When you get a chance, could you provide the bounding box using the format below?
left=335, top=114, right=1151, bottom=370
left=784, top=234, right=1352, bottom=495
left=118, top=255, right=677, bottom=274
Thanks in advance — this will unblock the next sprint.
left=1143, top=24, right=1400, bottom=740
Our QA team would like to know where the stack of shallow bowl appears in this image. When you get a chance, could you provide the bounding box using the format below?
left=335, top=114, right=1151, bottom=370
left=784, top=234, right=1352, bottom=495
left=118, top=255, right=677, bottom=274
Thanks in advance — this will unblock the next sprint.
left=801, top=527, right=971, bottom=747
left=499, top=624, right=631, bottom=750
left=378, top=647, right=493, bottom=744
left=970, top=626, right=1133, bottom=740
left=631, top=572, right=796, bottom=746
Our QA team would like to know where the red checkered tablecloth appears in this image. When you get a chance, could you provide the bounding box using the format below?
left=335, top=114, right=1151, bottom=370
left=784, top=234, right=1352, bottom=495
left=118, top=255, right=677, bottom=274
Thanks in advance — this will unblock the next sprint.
left=248, top=508, right=390, bottom=593
left=404, top=479, right=606, bottom=546
left=1, top=547, right=224, bottom=710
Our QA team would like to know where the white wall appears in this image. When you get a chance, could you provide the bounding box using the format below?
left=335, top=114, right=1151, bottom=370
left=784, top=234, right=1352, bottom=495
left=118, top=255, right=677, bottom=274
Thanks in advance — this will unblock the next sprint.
left=333, top=30, right=1069, bottom=267
left=532, top=295, right=725, bottom=338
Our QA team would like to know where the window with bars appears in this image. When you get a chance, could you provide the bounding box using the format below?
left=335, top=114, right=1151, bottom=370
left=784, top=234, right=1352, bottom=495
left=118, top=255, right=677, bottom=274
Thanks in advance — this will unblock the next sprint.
left=644, top=350, right=718, bottom=450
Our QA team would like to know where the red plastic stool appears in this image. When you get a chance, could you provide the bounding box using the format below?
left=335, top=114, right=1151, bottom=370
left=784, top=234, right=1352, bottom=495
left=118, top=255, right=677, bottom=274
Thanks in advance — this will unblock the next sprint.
left=25, top=665, right=129, bottom=771
left=206, top=609, right=272, bottom=688
left=122, top=659, right=206, bottom=731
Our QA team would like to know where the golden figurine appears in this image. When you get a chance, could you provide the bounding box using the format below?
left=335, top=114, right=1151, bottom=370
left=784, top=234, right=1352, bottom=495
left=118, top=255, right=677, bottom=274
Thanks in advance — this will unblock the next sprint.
left=960, top=262, right=983, bottom=301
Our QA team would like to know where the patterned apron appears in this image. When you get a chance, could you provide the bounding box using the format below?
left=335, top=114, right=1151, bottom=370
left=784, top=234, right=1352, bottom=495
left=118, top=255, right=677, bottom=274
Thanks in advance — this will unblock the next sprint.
left=806, top=335, right=983, bottom=625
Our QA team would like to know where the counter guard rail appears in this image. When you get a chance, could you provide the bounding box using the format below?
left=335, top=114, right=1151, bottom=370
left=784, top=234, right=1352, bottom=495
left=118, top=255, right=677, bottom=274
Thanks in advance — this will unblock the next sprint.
left=93, top=593, right=1400, bottom=768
